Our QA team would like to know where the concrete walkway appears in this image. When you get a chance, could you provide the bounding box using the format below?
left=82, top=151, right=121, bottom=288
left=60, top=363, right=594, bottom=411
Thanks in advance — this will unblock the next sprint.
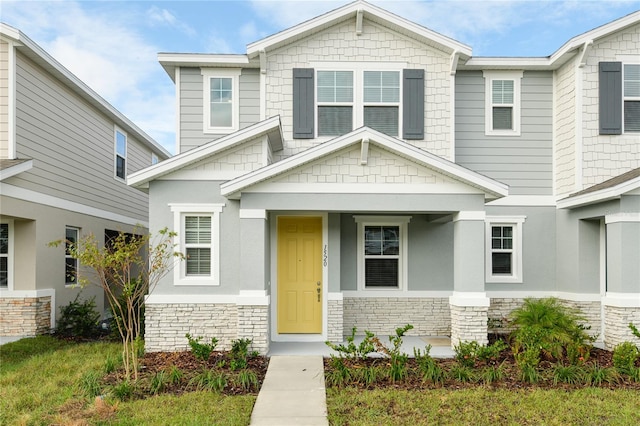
left=250, top=356, right=328, bottom=426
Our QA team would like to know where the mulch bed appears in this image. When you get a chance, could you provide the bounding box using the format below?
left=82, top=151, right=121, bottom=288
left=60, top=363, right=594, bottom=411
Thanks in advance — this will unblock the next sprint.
left=323, top=347, right=640, bottom=391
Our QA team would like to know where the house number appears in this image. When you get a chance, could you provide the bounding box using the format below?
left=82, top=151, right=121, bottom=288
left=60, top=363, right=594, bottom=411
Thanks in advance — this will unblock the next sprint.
left=323, top=245, right=328, bottom=267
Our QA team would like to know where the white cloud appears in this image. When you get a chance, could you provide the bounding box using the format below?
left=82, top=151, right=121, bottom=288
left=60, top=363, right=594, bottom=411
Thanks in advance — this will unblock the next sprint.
left=147, top=6, right=196, bottom=37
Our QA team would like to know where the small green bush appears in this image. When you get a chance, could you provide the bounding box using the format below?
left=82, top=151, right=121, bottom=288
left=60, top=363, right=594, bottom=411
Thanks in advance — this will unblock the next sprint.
left=326, top=327, right=376, bottom=359
left=230, top=338, right=252, bottom=371
left=111, top=380, right=134, bottom=401
left=185, top=333, right=218, bottom=363
left=612, top=341, right=640, bottom=375
left=553, top=364, right=584, bottom=385
left=56, top=294, right=101, bottom=338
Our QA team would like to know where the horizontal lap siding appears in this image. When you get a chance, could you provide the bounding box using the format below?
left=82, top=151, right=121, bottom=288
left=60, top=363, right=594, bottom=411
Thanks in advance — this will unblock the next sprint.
left=180, top=67, right=260, bottom=153
left=455, top=71, right=553, bottom=195
left=9, top=52, right=151, bottom=222
left=0, top=40, right=8, bottom=158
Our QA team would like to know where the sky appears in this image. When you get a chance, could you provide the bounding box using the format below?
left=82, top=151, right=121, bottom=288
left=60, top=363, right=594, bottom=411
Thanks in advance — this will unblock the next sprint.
left=1, top=0, right=639, bottom=154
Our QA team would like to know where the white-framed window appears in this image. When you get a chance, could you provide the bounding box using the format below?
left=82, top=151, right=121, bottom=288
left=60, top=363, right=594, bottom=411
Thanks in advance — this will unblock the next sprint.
left=354, top=216, right=410, bottom=290
left=202, top=69, right=240, bottom=133
left=485, top=216, right=525, bottom=283
left=0, top=222, right=10, bottom=289
left=483, top=71, right=523, bottom=136
left=114, top=127, right=127, bottom=180
left=624, top=63, right=640, bottom=132
left=151, top=153, right=159, bottom=165
left=65, top=227, right=79, bottom=285
left=170, top=203, right=225, bottom=286
left=315, top=63, right=404, bottom=138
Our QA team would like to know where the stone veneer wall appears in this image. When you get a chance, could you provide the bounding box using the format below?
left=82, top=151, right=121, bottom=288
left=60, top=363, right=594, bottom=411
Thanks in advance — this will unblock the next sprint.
left=604, top=306, right=640, bottom=349
left=488, top=298, right=602, bottom=339
left=0, top=296, right=51, bottom=336
left=450, top=304, right=489, bottom=346
left=327, top=298, right=343, bottom=342
left=237, top=305, right=269, bottom=354
left=343, top=297, right=450, bottom=337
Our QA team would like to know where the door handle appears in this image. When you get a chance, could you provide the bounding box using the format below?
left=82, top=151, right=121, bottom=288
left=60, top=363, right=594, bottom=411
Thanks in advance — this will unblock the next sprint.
left=317, top=281, right=321, bottom=302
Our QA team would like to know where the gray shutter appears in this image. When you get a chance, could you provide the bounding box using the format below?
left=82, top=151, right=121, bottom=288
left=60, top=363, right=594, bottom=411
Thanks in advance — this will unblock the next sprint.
left=402, top=69, right=425, bottom=140
left=293, top=68, right=314, bottom=139
left=599, top=62, right=622, bottom=135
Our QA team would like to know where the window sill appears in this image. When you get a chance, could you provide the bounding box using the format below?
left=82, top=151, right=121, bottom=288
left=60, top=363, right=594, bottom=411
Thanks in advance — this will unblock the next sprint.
left=174, top=278, right=219, bottom=286
left=486, top=276, right=523, bottom=284
left=485, top=129, right=521, bottom=137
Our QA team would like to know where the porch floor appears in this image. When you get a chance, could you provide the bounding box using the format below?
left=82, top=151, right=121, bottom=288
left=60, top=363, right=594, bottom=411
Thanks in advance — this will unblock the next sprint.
left=268, top=336, right=454, bottom=358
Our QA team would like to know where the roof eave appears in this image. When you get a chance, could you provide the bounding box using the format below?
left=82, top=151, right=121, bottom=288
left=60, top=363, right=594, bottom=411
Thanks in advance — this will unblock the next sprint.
left=557, top=176, right=640, bottom=209
left=158, top=53, right=256, bottom=81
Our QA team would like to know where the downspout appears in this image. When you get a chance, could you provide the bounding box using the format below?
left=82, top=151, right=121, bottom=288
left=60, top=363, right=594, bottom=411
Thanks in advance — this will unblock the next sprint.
left=260, top=49, right=267, bottom=121
left=575, top=40, right=593, bottom=191
left=449, top=50, right=460, bottom=162
left=174, top=67, right=181, bottom=155
left=8, top=39, right=16, bottom=158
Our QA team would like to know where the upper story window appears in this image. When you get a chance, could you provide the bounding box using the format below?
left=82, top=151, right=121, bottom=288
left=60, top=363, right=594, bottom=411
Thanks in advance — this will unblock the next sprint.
left=65, top=227, right=79, bottom=285
left=485, top=216, right=525, bottom=283
left=202, top=69, right=240, bottom=134
left=0, top=223, right=9, bottom=289
left=483, top=71, right=523, bottom=136
left=354, top=216, right=410, bottom=291
left=114, top=128, right=127, bottom=180
left=170, top=203, right=225, bottom=286
left=624, top=64, right=640, bottom=132
left=293, top=65, right=424, bottom=140
left=151, top=153, right=159, bottom=165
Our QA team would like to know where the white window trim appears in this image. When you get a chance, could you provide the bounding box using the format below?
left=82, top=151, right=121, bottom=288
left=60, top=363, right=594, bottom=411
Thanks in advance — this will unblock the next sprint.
left=114, top=126, right=127, bottom=181
left=65, top=226, right=80, bottom=287
left=485, top=215, right=526, bottom=283
left=0, top=220, right=13, bottom=291
left=623, top=62, right=640, bottom=133
left=483, top=70, right=523, bottom=136
left=201, top=68, right=241, bottom=134
left=312, top=62, right=406, bottom=138
left=151, top=153, right=159, bottom=165
left=354, top=215, right=411, bottom=291
left=169, top=203, right=225, bottom=286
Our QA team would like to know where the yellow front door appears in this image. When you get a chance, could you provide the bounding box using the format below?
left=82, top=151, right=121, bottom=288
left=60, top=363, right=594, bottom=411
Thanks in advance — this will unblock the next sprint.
left=277, top=216, right=322, bottom=334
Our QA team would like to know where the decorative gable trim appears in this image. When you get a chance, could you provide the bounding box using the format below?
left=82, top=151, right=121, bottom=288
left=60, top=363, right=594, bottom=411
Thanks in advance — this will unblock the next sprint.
left=128, top=116, right=282, bottom=189
left=220, top=127, right=508, bottom=199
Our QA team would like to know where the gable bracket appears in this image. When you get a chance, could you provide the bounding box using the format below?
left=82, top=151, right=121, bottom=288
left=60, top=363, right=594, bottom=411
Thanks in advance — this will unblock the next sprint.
left=360, top=137, right=369, bottom=165
left=578, top=40, right=593, bottom=68
left=450, top=50, right=460, bottom=75
left=356, top=8, right=364, bottom=36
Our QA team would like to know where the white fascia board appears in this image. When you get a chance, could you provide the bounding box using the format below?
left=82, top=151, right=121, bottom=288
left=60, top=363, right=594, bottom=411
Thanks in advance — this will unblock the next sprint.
left=0, top=160, right=33, bottom=181
left=158, top=53, right=254, bottom=81
left=460, top=57, right=552, bottom=70
left=0, top=24, right=170, bottom=159
left=246, top=1, right=471, bottom=58
left=221, top=128, right=508, bottom=199
left=557, top=175, right=640, bottom=209
left=128, top=116, right=282, bottom=189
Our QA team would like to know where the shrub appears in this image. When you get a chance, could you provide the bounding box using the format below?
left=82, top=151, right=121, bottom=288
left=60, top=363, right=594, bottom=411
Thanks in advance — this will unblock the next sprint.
left=185, top=333, right=218, bottom=363
left=230, top=338, right=252, bottom=371
left=584, top=364, right=620, bottom=386
left=553, top=364, right=584, bottom=385
left=149, top=370, right=168, bottom=394
left=56, top=294, right=101, bottom=338
left=233, top=370, right=259, bottom=391
left=612, top=341, right=640, bottom=375
left=479, top=363, right=505, bottom=385
left=326, top=327, right=376, bottom=360
left=189, top=369, right=227, bottom=392
left=454, top=340, right=508, bottom=368
left=448, top=365, right=475, bottom=382
left=111, top=380, right=134, bottom=401
left=510, top=297, right=592, bottom=363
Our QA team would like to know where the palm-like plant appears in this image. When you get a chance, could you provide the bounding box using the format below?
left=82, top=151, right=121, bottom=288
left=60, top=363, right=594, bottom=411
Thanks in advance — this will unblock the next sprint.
left=510, top=297, right=592, bottom=362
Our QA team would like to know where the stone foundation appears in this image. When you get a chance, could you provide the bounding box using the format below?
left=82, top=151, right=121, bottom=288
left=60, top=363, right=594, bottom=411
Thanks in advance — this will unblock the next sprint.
left=145, top=303, right=270, bottom=355
left=450, top=304, right=489, bottom=346
left=327, top=297, right=344, bottom=342
left=0, top=296, right=51, bottom=336
left=343, top=297, right=450, bottom=337
left=604, top=305, right=640, bottom=349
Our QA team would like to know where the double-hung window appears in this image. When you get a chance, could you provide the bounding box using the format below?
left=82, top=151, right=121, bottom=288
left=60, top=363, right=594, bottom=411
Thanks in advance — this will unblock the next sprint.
left=483, top=71, right=523, bottom=136
left=355, top=216, right=410, bottom=290
left=202, top=69, right=240, bottom=133
left=485, top=216, right=525, bottom=283
left=624, top=64, right=640, bottom=132
left=363, top=71, right=400, bottom=136
left=115, top=128, right=127, bottom=180
left=170, top=203, right=224, bottom=286
left=65, top=227, right=79, bottom=285
left=0, top=223, right=9, bottom=289
left=317, top=71, right=354, bottom=136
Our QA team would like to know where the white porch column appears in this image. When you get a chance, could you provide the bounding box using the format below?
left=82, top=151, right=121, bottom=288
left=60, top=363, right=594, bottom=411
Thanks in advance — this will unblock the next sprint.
left=450, top=211, right=490, bottom=346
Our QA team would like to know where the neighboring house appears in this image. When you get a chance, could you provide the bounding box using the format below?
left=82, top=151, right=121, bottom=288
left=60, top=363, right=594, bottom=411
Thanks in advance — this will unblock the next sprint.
left=129, top=1, right=639, bottom=354
left=0, top=24, right=170, bottom=337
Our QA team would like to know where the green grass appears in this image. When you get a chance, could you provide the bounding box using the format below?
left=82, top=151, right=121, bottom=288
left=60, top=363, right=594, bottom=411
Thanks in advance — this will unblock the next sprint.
left=327, top=387, right=640, bottom=425
left=0, top=336, right=255, bottom=425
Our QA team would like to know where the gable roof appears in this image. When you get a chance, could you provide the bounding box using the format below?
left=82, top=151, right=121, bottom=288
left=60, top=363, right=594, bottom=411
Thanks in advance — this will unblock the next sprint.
left=128, top=116, right=283, bottom=189
left=557, top=167, right=640, bottom=209
left=0, top=23, right=170, bottom=159
left=220, top=127, right=508, bottom=200
left=246, top=0, right=472, bottom=59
